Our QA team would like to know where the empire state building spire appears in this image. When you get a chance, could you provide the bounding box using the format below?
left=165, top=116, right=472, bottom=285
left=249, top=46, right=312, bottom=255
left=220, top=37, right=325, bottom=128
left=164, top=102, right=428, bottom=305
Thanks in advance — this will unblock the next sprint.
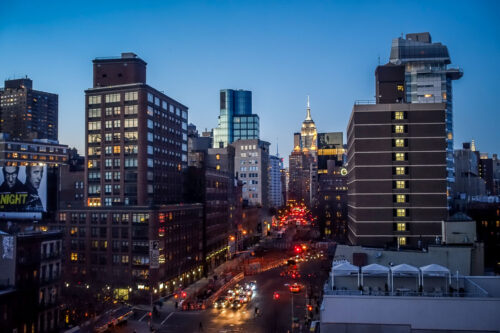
left=301, top=95, right=317, bottom=153
left=305, top=95, right=312, bottom=120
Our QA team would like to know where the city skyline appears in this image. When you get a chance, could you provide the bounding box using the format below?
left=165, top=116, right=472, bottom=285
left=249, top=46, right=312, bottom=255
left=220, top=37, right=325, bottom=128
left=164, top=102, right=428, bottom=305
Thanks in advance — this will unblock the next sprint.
left=1, top=1, right=499, bottom=160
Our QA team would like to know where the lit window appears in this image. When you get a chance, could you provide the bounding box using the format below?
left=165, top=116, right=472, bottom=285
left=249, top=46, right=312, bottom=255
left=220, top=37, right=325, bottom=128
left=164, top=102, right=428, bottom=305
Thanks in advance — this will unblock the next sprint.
left=88, top=95, right=101, bottom=104
left=216, top=154, right=220, bottom=160
left=113, top=146, right=121, bottom=154
left=395, top=167, right=406, bottom=175
left=397, top=85, right=404, bottom=92
left=396, top=180, right=406, bottom=189
left=70, top=253, right=78, bottom=262
left=396, top=209, right=406, bottom=217
left=424, top=94, right=433, bottom=98
left=395, top=153, right=405, bottom=161
left=396, top=195, right=406, bottom=203
left=397, top=223, right=406, bottom=231
left=394, top=125, right=405, bottom=134
left=398, top=237, right=406, bottom=246
left=394, top=111, right=404, bottom=120
left=216, top=164, right=220, bottom=170
left=395, top=139, right=405, bottom=147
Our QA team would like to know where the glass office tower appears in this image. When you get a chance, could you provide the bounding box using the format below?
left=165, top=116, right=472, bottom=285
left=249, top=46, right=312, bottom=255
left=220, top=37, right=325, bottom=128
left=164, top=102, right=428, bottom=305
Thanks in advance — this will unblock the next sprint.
left=213, top=89, right=259, bottom=148
left=389, top=32, right=463, bottom=204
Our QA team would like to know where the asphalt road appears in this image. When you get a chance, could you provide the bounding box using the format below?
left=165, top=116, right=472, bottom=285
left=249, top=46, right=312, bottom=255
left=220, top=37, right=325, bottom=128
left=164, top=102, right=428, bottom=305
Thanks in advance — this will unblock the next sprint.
left=113, top=253, right=327, bottom=333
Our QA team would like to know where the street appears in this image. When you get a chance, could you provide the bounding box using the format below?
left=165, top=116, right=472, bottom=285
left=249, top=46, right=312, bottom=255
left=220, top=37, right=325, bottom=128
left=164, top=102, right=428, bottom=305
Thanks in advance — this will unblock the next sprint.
left=111, top=251, right=327, bottom=333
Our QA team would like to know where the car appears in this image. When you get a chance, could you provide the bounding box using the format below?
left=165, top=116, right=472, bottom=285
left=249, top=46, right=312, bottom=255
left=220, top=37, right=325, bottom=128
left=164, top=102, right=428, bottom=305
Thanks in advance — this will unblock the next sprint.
left=213, top=297, right=229, bottom=309
left=230, top=300, right=242, bottom=310
left=289, top=283, right=301, bottom=293
left=246, top=281, right=257, bottom=291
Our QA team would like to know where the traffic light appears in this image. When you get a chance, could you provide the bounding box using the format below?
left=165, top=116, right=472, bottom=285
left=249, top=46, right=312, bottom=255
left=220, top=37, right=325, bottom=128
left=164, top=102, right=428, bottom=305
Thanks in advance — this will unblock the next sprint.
left=307, top=305, right=313, bottom=312
left=181, top=291, right=187, bottom=298
left=294, top=245, right=302, bottom=254
left=273, top=292, right=280, bottom=300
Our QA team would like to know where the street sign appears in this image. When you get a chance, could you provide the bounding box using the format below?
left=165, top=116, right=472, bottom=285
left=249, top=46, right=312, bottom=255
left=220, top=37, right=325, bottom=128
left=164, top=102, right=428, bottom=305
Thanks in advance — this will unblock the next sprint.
left=149, top=240, right=159, bottom=269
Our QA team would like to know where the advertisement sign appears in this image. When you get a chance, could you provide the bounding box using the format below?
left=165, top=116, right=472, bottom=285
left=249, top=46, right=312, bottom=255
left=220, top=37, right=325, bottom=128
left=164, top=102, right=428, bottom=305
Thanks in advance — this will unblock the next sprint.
left=0, top=165, right=47, bottom=218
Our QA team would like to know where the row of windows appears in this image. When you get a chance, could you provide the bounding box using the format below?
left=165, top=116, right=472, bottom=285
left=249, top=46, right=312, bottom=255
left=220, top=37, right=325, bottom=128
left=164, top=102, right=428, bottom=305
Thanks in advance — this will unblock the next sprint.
left=88, top=132, right=138, bottom=143
left=89, top=105, right=139, bottom=118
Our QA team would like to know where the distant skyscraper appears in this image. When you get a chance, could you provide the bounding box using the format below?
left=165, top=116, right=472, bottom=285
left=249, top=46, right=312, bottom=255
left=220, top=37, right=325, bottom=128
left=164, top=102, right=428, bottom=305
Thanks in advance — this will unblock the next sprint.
left=288, top=97, right=318, bottom=206
left=0, top=78, right=58, bottom=141
left=269, top=155, right=283, bottom=208
left=389, top=32, right=463, bottom=204
left=213, top=89, right=259, bottom=148
left=300, top=96, right=317, bottom=154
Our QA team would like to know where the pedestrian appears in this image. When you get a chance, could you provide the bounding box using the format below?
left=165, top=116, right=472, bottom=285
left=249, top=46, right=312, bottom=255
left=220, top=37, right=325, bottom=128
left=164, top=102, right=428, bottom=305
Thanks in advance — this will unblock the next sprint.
left=199, top=321, right=204, bottom=332
left=175, top=301, right=178, bottom=309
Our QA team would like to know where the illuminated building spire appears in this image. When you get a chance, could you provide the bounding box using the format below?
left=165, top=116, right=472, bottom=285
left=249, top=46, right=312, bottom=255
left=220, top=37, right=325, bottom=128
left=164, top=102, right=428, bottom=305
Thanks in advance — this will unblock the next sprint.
left=305, top=95, right=312, bottom=120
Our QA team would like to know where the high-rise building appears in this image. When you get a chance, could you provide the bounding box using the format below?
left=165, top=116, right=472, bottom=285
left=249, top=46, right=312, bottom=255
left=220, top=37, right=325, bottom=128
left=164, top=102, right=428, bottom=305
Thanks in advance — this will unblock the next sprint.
left=388, top=32, right=463, bottom=205
left=85, top=53, right=188, bottom=207
left=213, top=89, right=259, bottom=148
left=0, top=78, right=58, bottom=141
left=347, top=102, right=448, bottom=248
left=269, top=155, right=283, bottom=208
left=232, top=139, right=270, bottom=207
left=55, top=53, right=203, bottom=303
left=186, top=125, right=236, bottom=272
left=300, top=97, right=318, bottom=154
left=288, top=98, right=318, bottom=206
left=315, top=162, right=348, bottom=240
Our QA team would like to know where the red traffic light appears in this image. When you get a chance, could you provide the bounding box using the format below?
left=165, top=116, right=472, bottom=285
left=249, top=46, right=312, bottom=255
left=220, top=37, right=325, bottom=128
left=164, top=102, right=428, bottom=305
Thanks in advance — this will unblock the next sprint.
left=148, top=312, right=152, bottom=317
left=181, top=291, right=187, bottom=298
left=294, top=245, right=302, bottom=254
left=273, top=292, right=280, bottom=300
left=307, top=305, right=313, bottom=311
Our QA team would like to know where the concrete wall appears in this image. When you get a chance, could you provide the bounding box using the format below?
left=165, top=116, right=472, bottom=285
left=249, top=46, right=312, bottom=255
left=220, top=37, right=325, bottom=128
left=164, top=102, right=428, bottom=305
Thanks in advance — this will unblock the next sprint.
left=334, top=244, right=479, bottom=275
left=321, top=295, right=500, bottom=332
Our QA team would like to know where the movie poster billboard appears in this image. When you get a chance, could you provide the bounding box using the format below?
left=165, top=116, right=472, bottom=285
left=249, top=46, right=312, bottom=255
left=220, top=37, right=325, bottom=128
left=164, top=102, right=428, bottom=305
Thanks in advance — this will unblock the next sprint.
left=0, top=165, right=47, bottom=218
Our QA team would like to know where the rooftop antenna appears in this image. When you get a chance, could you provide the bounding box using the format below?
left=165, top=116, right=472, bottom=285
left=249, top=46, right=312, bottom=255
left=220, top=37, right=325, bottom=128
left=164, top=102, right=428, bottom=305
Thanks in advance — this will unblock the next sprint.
left=276, top=137, right=279, bottom=157
left=378, top=55, right=380, bottom=66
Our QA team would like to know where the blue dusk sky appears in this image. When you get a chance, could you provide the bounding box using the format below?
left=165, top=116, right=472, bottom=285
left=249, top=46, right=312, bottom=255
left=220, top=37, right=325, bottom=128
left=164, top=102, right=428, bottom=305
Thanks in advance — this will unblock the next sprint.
left=1, top=0, right=499, bottom=162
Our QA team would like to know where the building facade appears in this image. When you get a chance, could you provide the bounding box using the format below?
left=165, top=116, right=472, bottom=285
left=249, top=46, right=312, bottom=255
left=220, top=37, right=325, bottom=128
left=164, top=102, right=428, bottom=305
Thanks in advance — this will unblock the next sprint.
left=54, top=205, right=203, bottom=300
left=0, top=78, right=58, bottom=141
left=85, top=53, right=188, bottom=207
left=232, top=139, right=270, bottom=207
left=0, top=230, right=62, bottom=333
left=347, top=102, right=448, bottom=248
left=213, top=89, right=259, bottom=148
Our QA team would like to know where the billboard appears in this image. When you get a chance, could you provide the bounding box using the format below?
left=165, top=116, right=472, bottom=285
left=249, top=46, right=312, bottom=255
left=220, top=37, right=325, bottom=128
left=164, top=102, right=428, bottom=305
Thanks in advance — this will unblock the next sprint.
left=0, top=165, right=47, bottom=217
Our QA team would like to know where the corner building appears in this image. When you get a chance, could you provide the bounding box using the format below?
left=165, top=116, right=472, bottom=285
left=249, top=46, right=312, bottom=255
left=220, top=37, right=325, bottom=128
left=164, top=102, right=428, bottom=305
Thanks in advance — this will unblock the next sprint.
left=53, top=53, right=201, bottom=301
left=85, top=53, right=188, bottom=207
left=347, top=103, right=448, bottom=248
